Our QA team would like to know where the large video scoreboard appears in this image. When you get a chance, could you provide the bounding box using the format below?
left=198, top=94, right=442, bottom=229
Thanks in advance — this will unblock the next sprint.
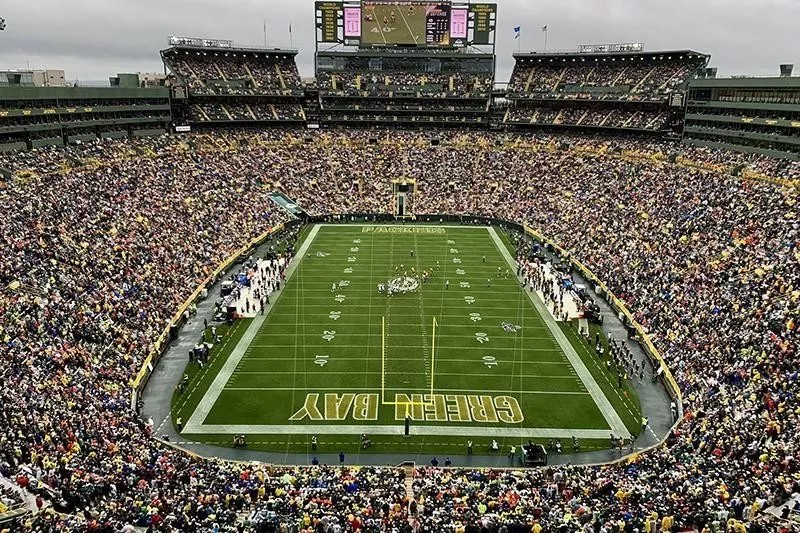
left=315, top=0, right=496, bottom=48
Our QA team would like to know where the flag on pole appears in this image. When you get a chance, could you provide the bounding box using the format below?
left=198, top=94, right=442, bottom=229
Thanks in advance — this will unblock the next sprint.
left=541, top=25, right=548, bottom=32
left=513, top=26, right=521, bottom=39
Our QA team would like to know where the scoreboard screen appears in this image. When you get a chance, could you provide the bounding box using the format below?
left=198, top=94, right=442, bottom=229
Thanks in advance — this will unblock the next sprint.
left=315, top=1, right=496, bottom=47
left=360, top=1, right=453, bottom=47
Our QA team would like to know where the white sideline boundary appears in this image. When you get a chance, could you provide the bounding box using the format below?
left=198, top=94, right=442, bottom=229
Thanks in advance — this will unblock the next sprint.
left=487, top=227, right=630, bottom=438
left=184, top=224, right=322, bottom=433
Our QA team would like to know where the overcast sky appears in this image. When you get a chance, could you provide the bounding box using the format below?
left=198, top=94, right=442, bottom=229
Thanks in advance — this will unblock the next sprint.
left=0, top=0, right=797, bottom=83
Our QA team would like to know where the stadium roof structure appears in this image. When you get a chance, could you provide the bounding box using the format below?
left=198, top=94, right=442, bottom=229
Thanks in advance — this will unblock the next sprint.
left=162, top=44, right=298, bottom=57
left=513, top=49, right=709, bottom=62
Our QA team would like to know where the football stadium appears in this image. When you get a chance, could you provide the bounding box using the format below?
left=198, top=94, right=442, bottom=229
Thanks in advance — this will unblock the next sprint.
left=0, top=0, right=799, bottom=531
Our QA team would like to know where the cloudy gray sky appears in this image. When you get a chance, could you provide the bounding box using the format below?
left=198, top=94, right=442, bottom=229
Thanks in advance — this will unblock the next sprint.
left=0, top=0, right=797, bottom=83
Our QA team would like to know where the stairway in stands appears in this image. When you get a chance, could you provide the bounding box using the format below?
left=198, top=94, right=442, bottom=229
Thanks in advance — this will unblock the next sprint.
left=403, top=464, right=415, bottom=500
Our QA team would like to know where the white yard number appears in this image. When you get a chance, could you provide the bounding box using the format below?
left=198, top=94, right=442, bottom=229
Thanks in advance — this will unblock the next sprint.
left=328, top=311, right=341, bottom=321
left=460, top=282, right=470, bottom=289
left=353, top=239, right=361, bottom=244
left=456, top=269, right=466, bottom=276
left=464, top=296, right=475, bottom=305
left=334, top=294, right=346, bottom=303
left=469, top=313, right=482, bottom=322
left=475, top=332, right=490, bottom=344
left=350, top=247, right=360, bottom=252
left=338, top=280, right=351, bottom=287
left=453, top=258, right=462, bottom=264
left=347, top=256, right=357, bottom=263
left=322, top=330, right=336, bottom=341
left=314, top=355, right=330, bottom=367
left=447, top=240, right=455, bottom=245
left=343, top=267, right=353, bottom=274
left=482, top=356, right=498, bottom=368
left=449, top=248, right=459, bottom=255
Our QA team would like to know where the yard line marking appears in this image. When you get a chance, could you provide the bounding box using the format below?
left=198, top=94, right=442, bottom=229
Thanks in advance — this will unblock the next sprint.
left=397, top=5, right=420, bottom=45
left=183, top=224, right=321, bottom=433
left=487, top=226, right=631, bottom=438
left=370, top=4, right=388, bottom=45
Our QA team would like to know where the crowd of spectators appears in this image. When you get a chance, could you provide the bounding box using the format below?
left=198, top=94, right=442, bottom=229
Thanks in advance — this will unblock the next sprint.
left=506, top=106, right=670, bottom=130
left=190, top=102, right=304, bottom=123
left=508, top=57, right=704, bottom=101
left=0, top=483, right=25, bottom=513
left=0, top=129, right=798, bottom=531
left=319, top=70, right=492, bottom=98
left=165, top=51, right=303, bottom=96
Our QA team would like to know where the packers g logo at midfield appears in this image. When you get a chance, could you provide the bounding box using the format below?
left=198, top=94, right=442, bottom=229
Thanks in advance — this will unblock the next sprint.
left=289, top=393, right=524, bottom=424
left=378, top=276, right=420, bottom=295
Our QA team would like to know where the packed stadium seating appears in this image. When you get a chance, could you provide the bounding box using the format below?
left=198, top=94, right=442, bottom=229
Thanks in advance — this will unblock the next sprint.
left=163, top=48, right=302, bottom=96
left=161, top=47, right=305, bottom=126
left=508, top=54, right=706, bottom=101
left=317, top=70, right=492, bottom=99
left=190, top=102, right=304, bottom=122
left=315, top=51, right=495, bottom=127
left=505, top=52, right=707, bottom=132
left=0, top=130, right=798, bottom=531
left=505, top=106, right=670, bottom=130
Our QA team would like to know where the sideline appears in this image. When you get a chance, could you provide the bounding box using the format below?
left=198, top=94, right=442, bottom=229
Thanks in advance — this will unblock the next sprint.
left=487, top=227, right=630, bottom=438
left=183, top=224, right=322, bottom=433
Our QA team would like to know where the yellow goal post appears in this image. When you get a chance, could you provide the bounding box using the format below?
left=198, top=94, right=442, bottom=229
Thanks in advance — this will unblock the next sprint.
left=380, top=315, right=437, bottom=409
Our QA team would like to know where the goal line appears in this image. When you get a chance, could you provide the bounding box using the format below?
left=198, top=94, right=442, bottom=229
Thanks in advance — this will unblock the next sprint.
left=381, top=315, right=438, bottom=408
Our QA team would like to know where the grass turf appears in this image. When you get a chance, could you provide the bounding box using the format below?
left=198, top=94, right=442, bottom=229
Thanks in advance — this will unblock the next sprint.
left=175, top=224, right=641, bottom=456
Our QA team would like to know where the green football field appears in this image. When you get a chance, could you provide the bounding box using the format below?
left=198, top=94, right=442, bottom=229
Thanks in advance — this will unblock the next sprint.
left=361, top=3, right=428, bottom=46
left=175, top=224, right=641, bottom=456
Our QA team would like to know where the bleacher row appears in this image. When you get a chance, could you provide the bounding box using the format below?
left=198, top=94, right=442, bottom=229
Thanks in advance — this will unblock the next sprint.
left=317, top=71, right=493, bottom=98
left=507, top=57, right=703, bottom=100
left=503, top=54, right=706, bottom=131
left=191, top=102, right=304, bottom=122
left=165, top=50, right=302, bottom=96
left=505, top=107, right=669, bottom=130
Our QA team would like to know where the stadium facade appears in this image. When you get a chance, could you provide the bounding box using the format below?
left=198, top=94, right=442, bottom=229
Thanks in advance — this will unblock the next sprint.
left=0, top=85, right=171, bottom=152
left=684, top=74, right=800, bottom=161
